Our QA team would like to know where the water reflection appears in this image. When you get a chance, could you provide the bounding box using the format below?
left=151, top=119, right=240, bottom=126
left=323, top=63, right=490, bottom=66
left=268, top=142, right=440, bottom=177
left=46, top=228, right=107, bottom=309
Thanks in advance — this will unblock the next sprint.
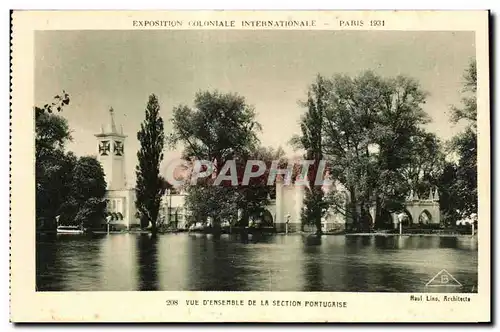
left=157, top=234, right=189, bottom=290
left=302, top=237, right=323, bottom=291
left=100, top=234, right=136, bottom=291
left=36, top=234, right=478, bottom=293
left=36, top=234, right=62, bottom=291
left=136, top=234, right=158, bottom=291
left=439, top=237, right=458, bottom=248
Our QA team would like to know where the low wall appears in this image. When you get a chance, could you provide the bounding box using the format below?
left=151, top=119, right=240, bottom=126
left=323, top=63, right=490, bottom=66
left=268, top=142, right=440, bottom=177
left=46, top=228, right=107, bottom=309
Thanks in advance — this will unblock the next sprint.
left=275, top=222, right=301, bottom=233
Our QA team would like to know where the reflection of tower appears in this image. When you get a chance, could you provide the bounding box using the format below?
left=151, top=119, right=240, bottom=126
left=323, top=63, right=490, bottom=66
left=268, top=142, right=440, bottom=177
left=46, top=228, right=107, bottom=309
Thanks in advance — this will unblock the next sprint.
left=95, top=107, right=126, bottom=190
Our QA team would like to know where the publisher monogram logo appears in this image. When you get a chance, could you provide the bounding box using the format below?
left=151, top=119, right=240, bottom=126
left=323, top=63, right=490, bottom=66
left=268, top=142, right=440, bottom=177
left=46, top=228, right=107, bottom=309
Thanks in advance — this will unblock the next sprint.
left=425, top=269, right=462, bottom=287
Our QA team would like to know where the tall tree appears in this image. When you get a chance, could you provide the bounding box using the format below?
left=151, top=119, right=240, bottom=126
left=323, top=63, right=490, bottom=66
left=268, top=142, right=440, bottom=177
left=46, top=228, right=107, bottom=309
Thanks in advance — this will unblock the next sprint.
left=59, top=156, right=107, bottom=228
left=35, top=92, right=73, bottom=230
left=36, top=92, right=107, bottom=231
left=169, top=90, right=261, bottom=231
left=159, top=175, right=174, bottom=193
left=36, top=148, right=75, bottom=229
left=450, top=127, right=477, bottom=217
left=400, top=131, right=445, bottom=199
left=170, top=91, right=261, bottom=169
left=451, top=59, right=477, bottom=126
left=136, top=94, right=166, bottom=235
left=437, top=162, right=460, bottom=226
left=438, top=59, right=478, bottom=222
left=450, top=59, right=477, bottom=218
left=291, top=75, right=330, bottom=234
left=318, top=72, right=429, bottom=229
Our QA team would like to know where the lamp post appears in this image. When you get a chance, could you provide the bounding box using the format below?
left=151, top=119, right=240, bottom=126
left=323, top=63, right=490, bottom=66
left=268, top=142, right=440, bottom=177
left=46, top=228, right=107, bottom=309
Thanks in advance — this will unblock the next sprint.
left=106, top=215, right=112, bottom=234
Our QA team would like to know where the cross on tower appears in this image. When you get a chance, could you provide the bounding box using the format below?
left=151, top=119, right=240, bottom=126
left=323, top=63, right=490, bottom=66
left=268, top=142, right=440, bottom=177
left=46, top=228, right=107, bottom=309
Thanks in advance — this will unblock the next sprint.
left=99, top=140, right=110, bottom=155
left=114, top=141, right=124, bottom=156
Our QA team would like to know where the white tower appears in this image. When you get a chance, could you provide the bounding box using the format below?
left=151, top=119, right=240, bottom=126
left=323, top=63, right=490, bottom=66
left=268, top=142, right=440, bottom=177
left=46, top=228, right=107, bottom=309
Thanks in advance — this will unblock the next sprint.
left=95, top=107, right=127, bottom=190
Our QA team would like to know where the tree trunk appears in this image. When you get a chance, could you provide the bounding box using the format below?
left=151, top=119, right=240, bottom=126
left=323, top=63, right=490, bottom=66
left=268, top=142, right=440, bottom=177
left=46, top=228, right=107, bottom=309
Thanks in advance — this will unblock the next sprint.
left=211, top=216, right=221, bottom=237
left=349, top=187, right=359, bottom=231
left=315, top=221, right=323, bottom=235
left=150, top=217, right=157, bottom=237
left=314, top=187, right=323, bottom=236
left=150, top=206, right=159, bottom=236
left=373, top=195, right=381, bottom=229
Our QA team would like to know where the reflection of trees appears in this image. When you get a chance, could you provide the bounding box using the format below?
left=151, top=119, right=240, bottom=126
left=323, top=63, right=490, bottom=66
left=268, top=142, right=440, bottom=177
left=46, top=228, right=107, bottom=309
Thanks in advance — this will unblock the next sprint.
left=344, top=235, right=375, bottom=254
left=37, top=234, right=105, bottom=291
left=361, top=236, right=372, bottom=247
left=303, top=234, right=322, bottom=247
left=212, top=238, right=246, bottom=290
left=302, top=239, right=323, bottom=291
left=343, top=261, right=369, bottom=291
left=378, top=235, right=442, bottom=250
left=367, top=263, right=416, bottom=292
left=137, top=234, right=159, bottom=291
left=344, top=236, right=361, bottom=254
left=343, top=236, right=371, bottom=291
left=187, top=235, right=248, bottom=291
left=374, top=235, right=391, bottom=249
left=343, top=236, right=418, bottom=292
left=439, top=237, right=458, bottom=248
left=36, top=234, right=63, bottom=291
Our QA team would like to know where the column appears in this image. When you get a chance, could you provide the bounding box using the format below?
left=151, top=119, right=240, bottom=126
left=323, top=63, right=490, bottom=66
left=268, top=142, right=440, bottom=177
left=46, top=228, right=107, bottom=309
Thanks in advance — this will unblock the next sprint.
left=275, top=180, right=283, bottom=225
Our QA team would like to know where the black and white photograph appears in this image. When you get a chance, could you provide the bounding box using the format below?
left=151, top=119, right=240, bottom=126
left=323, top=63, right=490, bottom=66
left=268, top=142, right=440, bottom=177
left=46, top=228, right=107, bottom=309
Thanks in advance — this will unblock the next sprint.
left=34, top=29, right=479, bottom=293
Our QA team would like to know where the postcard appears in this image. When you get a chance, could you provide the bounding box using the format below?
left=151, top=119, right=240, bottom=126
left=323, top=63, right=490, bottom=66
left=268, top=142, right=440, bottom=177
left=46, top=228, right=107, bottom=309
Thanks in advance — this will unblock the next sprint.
left=10, top=10, right=490, bottom=322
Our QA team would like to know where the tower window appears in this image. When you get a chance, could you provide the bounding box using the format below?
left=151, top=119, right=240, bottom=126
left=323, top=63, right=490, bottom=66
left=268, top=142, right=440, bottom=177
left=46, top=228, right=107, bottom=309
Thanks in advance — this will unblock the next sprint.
left=99, top=140, right=110, bottom=155
left=114, top=141, right=124, bottom=156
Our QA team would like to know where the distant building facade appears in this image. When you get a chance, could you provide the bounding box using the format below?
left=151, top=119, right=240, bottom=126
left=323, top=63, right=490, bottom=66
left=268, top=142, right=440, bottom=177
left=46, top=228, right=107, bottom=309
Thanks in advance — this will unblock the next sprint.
left=159, top=191, right=189, bottom=230
left=269, top=180, right=349, bottom=233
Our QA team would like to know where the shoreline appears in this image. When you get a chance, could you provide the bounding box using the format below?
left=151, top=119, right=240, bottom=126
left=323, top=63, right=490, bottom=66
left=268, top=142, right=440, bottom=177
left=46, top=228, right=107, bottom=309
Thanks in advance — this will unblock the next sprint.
left=40, top=230, right=477, bottom=238
left=343, top=232, right=476, bottom=238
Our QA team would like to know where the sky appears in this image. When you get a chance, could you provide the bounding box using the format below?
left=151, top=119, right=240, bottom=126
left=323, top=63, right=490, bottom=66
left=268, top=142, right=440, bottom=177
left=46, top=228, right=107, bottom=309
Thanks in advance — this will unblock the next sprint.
left=35, top=30, right=475, bottom=183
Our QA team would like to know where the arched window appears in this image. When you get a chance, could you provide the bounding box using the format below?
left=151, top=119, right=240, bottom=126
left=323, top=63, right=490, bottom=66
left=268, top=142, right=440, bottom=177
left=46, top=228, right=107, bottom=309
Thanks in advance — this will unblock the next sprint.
left=418, top=210, right=432, bottom=224
left=397, top=210, right=412, bottom=226
left=261, top=210, right=274, bottom=227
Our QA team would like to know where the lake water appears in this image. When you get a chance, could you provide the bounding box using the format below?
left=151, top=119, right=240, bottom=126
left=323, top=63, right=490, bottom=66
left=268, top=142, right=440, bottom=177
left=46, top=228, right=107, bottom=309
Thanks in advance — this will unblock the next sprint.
left=36, top=233, right=478, bottom=293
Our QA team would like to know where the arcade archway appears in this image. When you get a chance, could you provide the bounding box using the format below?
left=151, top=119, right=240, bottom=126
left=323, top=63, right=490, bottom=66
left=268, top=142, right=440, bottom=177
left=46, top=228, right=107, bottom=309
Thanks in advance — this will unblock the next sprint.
left=375, top=208, right=394, bottom=229
left=418, top=210, right=432, bottom=224
left=261, top=210, right=274, bottom=227
left=105, top=212, right=124, bottom=222
left=360, top=210, right=373, bottom=231
left=397, top=210, right=413, bottom=226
